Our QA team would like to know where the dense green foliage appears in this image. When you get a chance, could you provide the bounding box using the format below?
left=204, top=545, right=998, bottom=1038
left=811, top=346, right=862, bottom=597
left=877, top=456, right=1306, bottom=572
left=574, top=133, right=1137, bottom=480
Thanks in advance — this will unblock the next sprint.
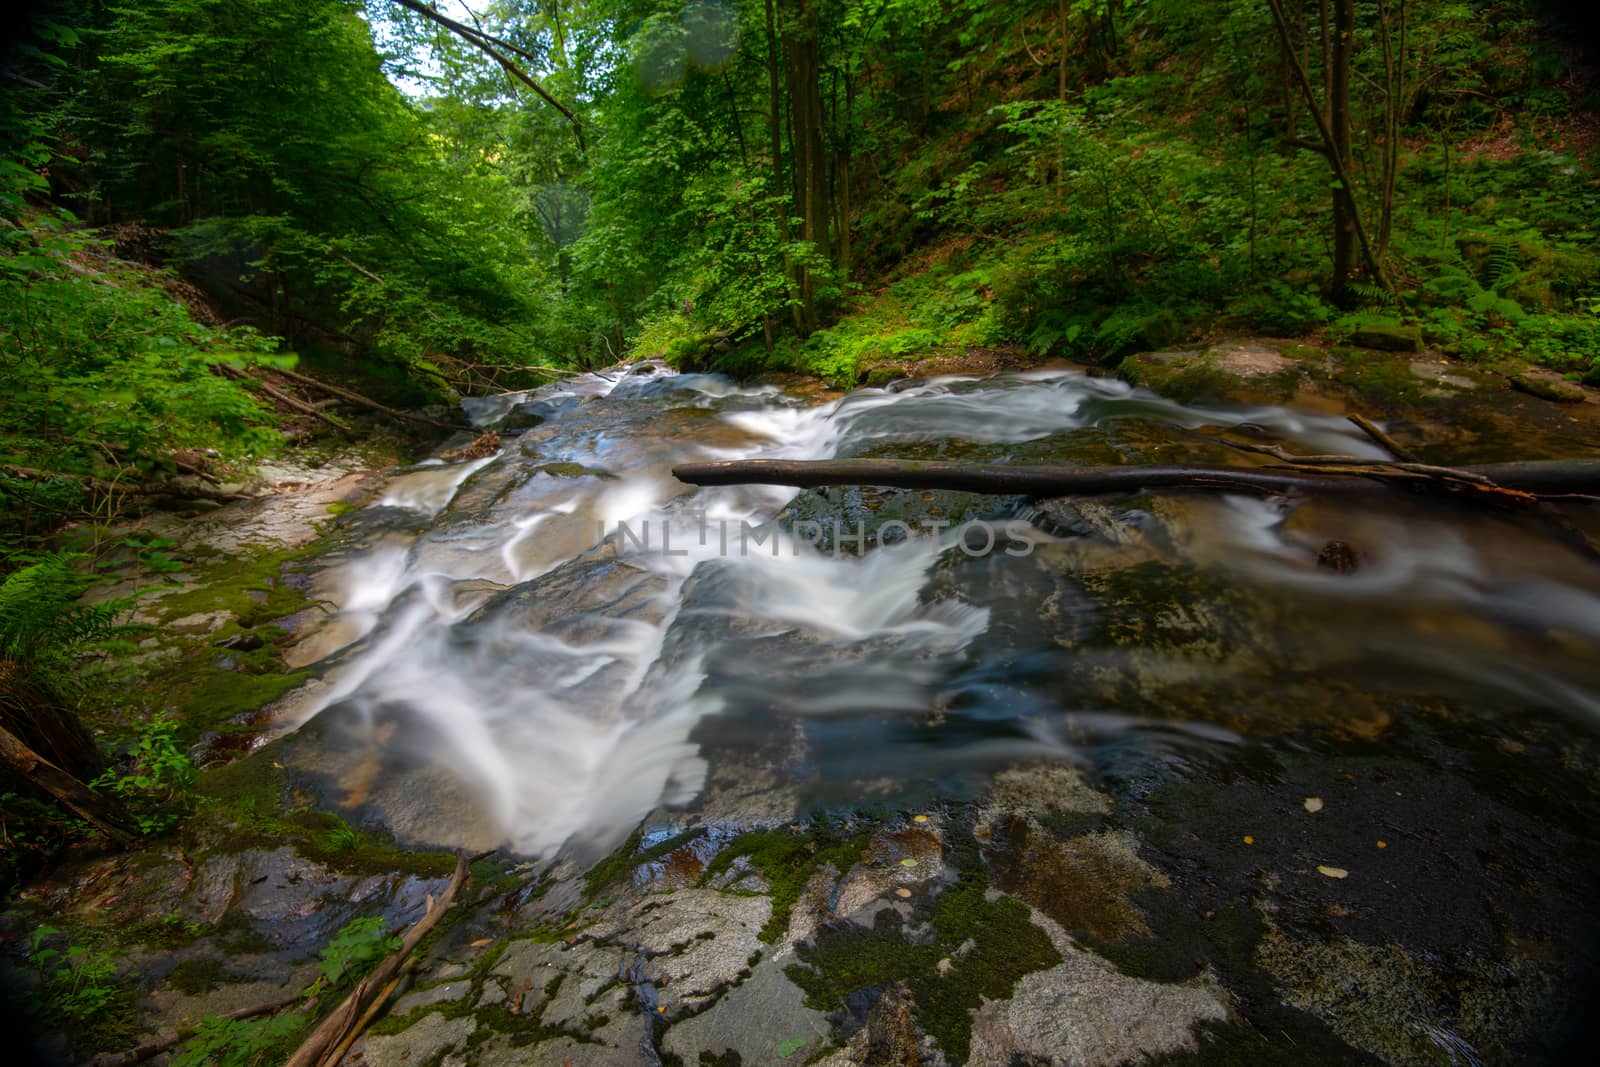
left=6, top=0, right=1596, bottom=405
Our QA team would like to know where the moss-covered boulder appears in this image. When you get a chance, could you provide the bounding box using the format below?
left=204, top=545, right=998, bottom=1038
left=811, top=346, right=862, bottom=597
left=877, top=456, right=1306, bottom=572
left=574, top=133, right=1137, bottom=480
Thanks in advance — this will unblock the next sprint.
left=1510, top=371, right=1586, bottom=403
left=1348, top=324, right=1423, bottom=352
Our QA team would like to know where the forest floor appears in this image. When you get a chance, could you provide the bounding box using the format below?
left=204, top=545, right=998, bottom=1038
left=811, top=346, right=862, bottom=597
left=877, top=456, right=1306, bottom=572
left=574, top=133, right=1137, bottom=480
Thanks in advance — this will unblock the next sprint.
left=7, top=337, right=1600, bottom=1066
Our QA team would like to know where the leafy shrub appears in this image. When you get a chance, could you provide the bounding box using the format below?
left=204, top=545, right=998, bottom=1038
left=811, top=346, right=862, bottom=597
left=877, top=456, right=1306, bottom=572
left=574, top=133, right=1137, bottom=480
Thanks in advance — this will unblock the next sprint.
left=92, top=712, right=199, bottom=835
left=316, top=916, right=399, bottom=987
left=171, top=1012, right=308, bottom=1067
left=22, top=924, right=120, bottom=1023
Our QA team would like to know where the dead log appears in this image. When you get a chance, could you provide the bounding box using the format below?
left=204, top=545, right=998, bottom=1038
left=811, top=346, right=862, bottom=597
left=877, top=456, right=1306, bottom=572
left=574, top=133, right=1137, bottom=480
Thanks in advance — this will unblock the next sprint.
left=671, top=458, right=1600, bottom=501
left=284, top=851, right=470, bottom=1067
left=267, top=366, right=468, bottom=433
left=0, top=723, right=139, bottom=848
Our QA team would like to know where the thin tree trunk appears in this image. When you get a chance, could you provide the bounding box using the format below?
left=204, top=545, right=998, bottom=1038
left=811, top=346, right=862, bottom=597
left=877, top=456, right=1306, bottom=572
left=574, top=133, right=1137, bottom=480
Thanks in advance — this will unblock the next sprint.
left=1329, top=0, right=1356, bottom=296
left=724, top=73, right=750, bottom=169
left=763, top=0, right=802, bottom=333
left=1264, top=0, right=1389, bottom=293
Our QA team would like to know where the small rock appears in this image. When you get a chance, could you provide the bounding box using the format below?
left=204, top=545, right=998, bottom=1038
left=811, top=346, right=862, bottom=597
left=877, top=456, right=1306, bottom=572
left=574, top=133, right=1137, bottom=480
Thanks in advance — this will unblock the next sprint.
left=1317, top=541, right=1359, bottom=574
left=169, top=611, right=231, bottom=634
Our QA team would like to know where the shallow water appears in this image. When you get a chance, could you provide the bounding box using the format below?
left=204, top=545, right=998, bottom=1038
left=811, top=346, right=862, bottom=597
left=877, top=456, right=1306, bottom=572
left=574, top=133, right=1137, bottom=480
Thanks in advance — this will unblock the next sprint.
left=282, top=364, right=1600, bottom=860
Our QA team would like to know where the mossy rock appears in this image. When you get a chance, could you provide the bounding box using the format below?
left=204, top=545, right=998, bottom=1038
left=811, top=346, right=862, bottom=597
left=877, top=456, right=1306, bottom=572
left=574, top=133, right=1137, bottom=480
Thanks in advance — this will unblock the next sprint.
left=1347, top=325, right=1422, bottom=353
left=1509, top=372, right=1585, bottom=403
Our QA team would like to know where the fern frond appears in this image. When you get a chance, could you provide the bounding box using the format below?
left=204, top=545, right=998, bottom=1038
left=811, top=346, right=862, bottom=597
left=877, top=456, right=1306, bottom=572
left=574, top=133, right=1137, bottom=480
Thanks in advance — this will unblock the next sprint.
left=1486, top=238, right=1522, bottom=292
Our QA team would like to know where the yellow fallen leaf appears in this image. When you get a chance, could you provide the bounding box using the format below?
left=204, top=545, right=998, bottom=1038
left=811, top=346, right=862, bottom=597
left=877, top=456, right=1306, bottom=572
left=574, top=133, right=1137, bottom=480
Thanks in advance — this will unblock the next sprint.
left=1317, top=865, right=1349, bottom=879
left=912, top=814, right=929, bottom=824
left=1303, top=797, right=1324, bottom=813
left=470, top=938, right=494, bottom=948
left=1376, top=840, right=1387, bottom=849
left=656, top=1005, right=666, bottom=1014
left=900, top=858, right=919, bottom=868
left=1242, top=835, right=1255, bottom=845
left=894, top=888, right=912, bottom=899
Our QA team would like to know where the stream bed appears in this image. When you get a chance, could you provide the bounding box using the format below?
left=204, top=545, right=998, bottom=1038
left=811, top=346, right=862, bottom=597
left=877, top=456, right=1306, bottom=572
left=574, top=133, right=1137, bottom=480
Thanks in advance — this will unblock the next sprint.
left=27, top=358, right=1600, bottom=1066
left=263, top=362, right=1600, bottom=1064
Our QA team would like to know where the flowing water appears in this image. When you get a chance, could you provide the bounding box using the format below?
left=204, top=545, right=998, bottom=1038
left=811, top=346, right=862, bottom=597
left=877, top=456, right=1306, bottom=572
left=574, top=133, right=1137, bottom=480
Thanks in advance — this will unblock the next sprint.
left=277, top=364, right=1600, bottom=865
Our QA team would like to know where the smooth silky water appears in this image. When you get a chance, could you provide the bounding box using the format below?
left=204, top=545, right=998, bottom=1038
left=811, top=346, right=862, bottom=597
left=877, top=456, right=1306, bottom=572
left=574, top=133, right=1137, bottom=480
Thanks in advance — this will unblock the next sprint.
left=275, top=364, right=1600, bottom=865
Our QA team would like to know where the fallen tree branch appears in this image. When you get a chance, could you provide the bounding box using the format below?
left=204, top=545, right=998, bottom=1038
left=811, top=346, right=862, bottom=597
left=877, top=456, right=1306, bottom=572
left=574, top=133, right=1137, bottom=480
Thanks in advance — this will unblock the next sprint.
left=1346, top=413, right=1421, bottom=463
left=284, top=851, right=470, bottom=1067
left=216, top=364, right=354, bottom=437
left=1218, top=439, right=1499, bottom=485
left=322, top=958, right=419, bottom=1067
left=671, top=457, right=1600, bottom=501
left=0, top=724, right=139, bottom=848
left=266, top=365, right=469, bottom=433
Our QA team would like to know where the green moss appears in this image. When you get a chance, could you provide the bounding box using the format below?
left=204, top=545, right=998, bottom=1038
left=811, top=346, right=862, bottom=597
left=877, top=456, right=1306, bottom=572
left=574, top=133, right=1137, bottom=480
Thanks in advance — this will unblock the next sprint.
left=82, top=542, right=324, bottom=743
left=1119, top=354, right=1240, bottom=404
left=166, top=955, right=232, bottom=995
left=534, top=462, right=616, bottom=480
left=1509, top=371, right=1586, bottom=402
left=148, top=543, right=319, bottom=629
left=216, top=908, right=274, bottom=955
left=784, top=831, right=1060, bottom=1062
left=125, top=913, right=208, bottom=949
left=1328, top=346, right=1425, bottom=407
left=181, top=660, right=311, bottom=736
left=699, top=827, right=869, bottom=943
left=196, top=753, right=456, bottom=879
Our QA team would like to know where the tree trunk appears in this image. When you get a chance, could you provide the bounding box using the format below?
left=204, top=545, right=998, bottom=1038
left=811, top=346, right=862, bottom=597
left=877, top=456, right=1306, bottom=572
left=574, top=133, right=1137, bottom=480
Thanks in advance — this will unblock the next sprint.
left=0, top=723, right=139, bottom=848
left=1329, top=0, right=1356, bottom=298
left=1264, top=0, right=1389, bottom=294
left=1, top=659, right=105, bottom=778
left=784, top=0, right=828, bottom=334
left=763, top=0, right=801, bottom=333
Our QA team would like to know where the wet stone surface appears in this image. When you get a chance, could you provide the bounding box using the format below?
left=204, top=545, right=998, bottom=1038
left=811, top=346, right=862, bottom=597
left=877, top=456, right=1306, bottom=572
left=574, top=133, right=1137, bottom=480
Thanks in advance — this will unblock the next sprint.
left=15, top=356, right=1600, bottom=1065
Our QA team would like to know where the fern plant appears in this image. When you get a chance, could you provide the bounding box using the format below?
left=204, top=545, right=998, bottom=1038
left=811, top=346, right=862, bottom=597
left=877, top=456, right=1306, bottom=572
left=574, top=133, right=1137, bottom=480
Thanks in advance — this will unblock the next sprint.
left=0, top=553, right=119, bottom=670
left=0, top=553, right=121, bottom=775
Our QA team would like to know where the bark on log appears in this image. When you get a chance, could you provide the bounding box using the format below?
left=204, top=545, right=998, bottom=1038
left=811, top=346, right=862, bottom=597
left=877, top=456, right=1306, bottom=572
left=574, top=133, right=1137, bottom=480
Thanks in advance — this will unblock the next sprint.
left=0, top=723, right=139, bottom=848
left=284, top=852, right=470, bottom=1067
left=671, top=458, right=1600, bottom=499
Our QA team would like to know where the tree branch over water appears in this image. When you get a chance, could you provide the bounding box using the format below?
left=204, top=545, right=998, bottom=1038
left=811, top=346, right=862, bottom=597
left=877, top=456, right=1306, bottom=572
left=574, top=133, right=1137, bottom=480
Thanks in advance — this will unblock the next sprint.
left=390, top=0, right=585, bottom=152
left=672, top=457, right=1600, bottom=503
